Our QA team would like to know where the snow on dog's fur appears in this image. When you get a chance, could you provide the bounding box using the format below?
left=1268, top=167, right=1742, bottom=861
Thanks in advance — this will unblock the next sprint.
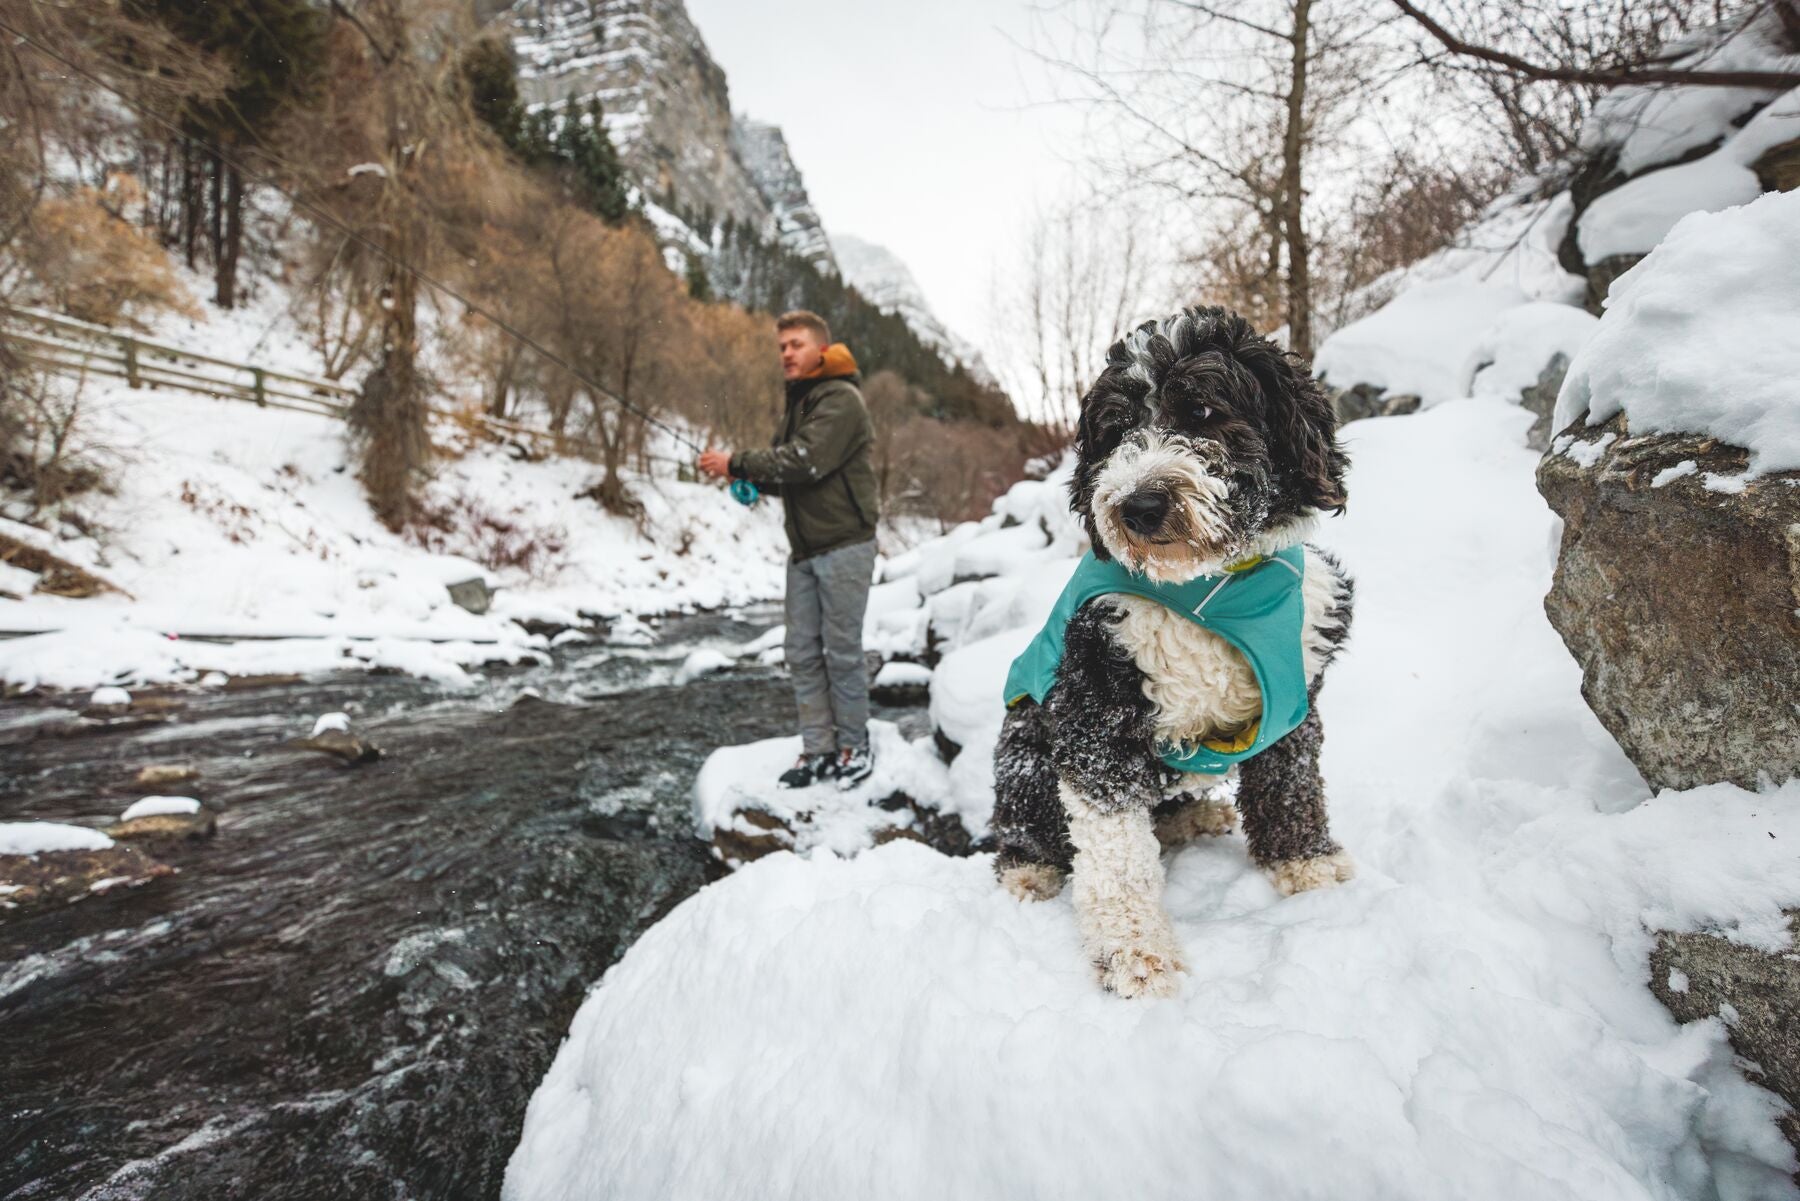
left=992, top=306, right=1355, bottom=998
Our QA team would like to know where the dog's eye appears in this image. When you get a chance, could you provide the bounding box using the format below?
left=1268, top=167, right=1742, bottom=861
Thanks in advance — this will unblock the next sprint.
left=1200, top=405, right=1213, bottom=420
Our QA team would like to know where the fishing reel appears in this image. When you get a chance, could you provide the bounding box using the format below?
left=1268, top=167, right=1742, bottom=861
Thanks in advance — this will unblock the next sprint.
left=729, top=478, right=760, bottom=507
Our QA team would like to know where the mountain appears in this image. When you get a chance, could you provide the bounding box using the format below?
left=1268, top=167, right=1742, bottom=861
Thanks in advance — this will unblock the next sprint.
left=505, top=0, right=835, bottom=272
left=829, top=232, right=986, bottom=373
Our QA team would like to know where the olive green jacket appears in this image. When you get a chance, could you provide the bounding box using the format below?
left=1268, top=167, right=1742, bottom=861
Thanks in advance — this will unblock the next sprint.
left=731, top=350, right=879, bottom=562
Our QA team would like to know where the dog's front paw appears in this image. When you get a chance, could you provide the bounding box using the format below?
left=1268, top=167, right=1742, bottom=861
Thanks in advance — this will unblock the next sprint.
left=999, top=862, right=1066, bottom=902
left=1095, top=932, right=1186, bottom=999
left=1154, top=795, right=1239, bottom=847
left=1266, top=849, right=1356, bottom=896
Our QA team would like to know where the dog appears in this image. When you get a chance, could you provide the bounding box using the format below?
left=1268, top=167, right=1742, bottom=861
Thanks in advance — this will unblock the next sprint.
left=991, top=305, right=1355, bottom=999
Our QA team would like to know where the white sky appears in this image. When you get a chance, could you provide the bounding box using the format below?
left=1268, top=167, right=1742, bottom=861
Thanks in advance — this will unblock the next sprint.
left=684, top=0, right=1091, bottom=367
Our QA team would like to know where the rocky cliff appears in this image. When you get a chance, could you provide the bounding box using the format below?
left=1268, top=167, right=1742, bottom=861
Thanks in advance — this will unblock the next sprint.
left=505, top=0, right=836, bottom=272
left=830, top=232, right=985, bottom=372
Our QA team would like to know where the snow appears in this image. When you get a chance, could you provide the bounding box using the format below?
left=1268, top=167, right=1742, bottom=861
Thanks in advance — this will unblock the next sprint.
left=1556, top=189, right=1800, bottom=474
left=673, top=648, right=733, bottom=685
left=829, top=231, right=987, bottom=373
left=310, top=712, right=351, bottom=736
left=508, top=398, right=1800, bottom=1200
left=1464, top=302, right=1600, bottom=405
left=89, top=686, right=132, bottom=708
left=119, top=796, right=202, bottom=821
left=1315, top=279, right=1529, bottom=406
left=1577, top=158, right=1762, bottom=261
left=0, top=821, right=115, bottom=856
left=0, top=269, right=793, bottom=693
left=692, top=721, right=954, bottom=857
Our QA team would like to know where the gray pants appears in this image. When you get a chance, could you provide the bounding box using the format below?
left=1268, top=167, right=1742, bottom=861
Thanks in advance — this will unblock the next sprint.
left=785, top=537, right=878, bottom=755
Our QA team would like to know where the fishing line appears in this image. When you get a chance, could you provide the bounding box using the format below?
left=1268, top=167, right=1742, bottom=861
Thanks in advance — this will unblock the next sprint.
left=0, top=16, right=714, bottom=459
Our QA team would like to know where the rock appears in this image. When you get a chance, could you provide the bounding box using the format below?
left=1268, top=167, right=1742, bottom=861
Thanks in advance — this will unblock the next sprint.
left=1753, top=136, right=1800, bottom=194
left=709, top=805, right=795, bottom=866
left=1329, top=383, right=1421, bottom=425
left=107, top=811, right=217, bottom=843
left=1582, top=253, right=1645, bottom=316
left=0, top=845, right=174, bottom=916
left=447, top=576, right=493, bottom=616
left=1650, top=913, right=1800, bottom=1153
left=1519, top=352, right=1571, bottom=452
left=1537, top=414, right=1800, bottom=791
left=292, top=728, right=383, bottom=765
left=709, top=790, right=977, bottom=870
left=134, top=764, right=200, bottom=787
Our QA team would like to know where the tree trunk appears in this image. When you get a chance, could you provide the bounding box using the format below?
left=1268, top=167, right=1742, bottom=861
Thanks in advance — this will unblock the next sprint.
left=1281, top=0, right=1314, bottom=360
left=208, top=151, right=224, bottom=265
left=181, top=144, right=199, bottom=269
left=215, top=162, right=243, bottom=309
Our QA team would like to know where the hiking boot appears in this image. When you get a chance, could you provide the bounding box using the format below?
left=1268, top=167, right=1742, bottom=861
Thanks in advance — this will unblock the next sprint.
left=835, top=745, right=874, bottom=790
left=778, top=752, right=836, bottom=790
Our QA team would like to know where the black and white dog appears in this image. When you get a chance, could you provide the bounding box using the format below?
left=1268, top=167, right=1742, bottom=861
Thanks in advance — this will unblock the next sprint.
left=992, top=305, right=1355, bottom=999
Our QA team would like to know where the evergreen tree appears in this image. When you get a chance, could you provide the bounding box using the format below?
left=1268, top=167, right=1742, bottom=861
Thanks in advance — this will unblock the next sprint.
left=460, top=36, right=523, bottom=146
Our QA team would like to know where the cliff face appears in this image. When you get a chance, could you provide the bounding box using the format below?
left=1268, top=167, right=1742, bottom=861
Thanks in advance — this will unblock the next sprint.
left=830, top=233, right=985, bottom=373
left=506, top=0, right=834, bottom=272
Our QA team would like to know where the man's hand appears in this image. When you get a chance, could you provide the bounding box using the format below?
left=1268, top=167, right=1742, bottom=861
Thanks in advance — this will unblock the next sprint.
left=697, top=449, right=733, bottom=479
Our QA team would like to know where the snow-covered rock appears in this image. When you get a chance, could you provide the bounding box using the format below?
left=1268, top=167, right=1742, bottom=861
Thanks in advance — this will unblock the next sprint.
left=674, top=648, right=734, bottom=685
left=830, top=231, right=987, bottom=372
left=310, top=712, right=352, bottom=737
left=1556, top=189, right=1800, bottom=474
left=927, top=626, right=1033, bottom=753
left=119, top=796, right=202, bottom=821
left=89, top=686, right=132, bottom=709
left=692, top=721, right=970, bottom=865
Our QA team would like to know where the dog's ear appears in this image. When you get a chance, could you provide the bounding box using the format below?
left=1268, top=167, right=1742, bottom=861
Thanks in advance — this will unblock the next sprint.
left=1236, top=335, right=1348, bottom=514
left=1070, top=372, right=1118, bottom=560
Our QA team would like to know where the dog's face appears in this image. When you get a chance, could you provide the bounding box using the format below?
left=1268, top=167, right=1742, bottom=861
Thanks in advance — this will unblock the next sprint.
left=1071, top=306, right=1347, bottom=582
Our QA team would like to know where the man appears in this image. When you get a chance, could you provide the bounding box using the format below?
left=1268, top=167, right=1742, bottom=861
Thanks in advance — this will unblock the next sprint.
left=698, top=310, right=880, bottom=790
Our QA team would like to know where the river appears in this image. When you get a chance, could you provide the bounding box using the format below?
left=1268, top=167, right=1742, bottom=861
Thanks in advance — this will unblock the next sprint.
left=0, top=607, right=929, bottom=1199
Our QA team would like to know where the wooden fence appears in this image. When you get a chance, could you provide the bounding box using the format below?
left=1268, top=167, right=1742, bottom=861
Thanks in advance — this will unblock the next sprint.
left=0, top=303, right=609, bottom=460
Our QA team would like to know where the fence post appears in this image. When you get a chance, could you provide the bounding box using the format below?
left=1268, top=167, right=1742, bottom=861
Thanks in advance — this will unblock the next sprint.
left=124, top=337, right=142, bottom=388
left=252, top=368, right=266, bottom=407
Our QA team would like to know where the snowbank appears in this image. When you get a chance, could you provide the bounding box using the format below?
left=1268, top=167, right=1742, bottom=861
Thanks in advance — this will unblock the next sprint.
left=1556, top=189, right=1800, bottom=473
left=0, top=822, right=115, bottom=855
left=1315, top=279, right=1528, bottom=406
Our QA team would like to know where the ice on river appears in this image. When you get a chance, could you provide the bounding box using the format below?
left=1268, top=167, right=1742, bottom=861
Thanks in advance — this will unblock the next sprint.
left=506, top=400, right=1800, bottom=1200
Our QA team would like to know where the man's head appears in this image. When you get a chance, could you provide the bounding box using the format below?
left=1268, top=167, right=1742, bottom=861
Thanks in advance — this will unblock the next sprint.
left=776, top=310, right=830, bottom=380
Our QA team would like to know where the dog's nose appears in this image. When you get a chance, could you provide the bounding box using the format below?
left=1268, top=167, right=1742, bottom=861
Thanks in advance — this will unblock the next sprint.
left=1120, top=490, right=1168, bottom=536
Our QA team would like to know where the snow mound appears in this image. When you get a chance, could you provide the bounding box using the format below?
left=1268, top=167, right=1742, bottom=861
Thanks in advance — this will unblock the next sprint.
left=0, top=822, right=115, bottom=856
left=119, top=796, right=202, bottom=821
left=693, top=720, right=959, bottom=855
left=89, top=686, right=132, bottom=708
left=1556, top=189, right=1800, bottom=473
left=872, top=661, right=931, bottom=688
left=505, top=807, right=1796, bottom=1201
left=1465, top=302, right=1600, bottom=403
left=1315, top=279, right=1528, bottom=406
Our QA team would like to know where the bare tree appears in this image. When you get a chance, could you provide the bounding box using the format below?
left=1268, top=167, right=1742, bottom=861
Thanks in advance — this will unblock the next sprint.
left=993, top=191, right=1156, bottom=433
left=1029, top=0, right=1398, bottom=358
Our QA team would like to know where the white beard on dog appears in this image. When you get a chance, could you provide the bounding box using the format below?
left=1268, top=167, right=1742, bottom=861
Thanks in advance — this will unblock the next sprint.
left=1089, top=431, right=1232, bottom=582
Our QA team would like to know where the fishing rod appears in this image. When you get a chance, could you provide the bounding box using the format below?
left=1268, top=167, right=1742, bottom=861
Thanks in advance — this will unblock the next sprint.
left=0, top=16, right=765, bottom=507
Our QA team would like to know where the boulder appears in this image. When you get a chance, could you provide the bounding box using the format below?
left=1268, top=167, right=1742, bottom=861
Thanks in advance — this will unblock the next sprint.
left=1650, top=912, right=1800, bottom=1152
left=446, top=576, right=494, bottom=615
left=1537, top=413, right=1800, bottom=791
left=134, top=764, right=200, bottom=787
left=0, top=845, right=174, bottom=915
left=291, top=728, right=383, bottom=764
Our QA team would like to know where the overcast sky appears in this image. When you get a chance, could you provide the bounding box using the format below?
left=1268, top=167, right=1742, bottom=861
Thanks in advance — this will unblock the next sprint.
left=684, top=0, right=1091, bottom=367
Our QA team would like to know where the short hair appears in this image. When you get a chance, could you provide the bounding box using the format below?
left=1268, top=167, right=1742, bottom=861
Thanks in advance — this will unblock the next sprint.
left=776, top=309, right=830, bottom=343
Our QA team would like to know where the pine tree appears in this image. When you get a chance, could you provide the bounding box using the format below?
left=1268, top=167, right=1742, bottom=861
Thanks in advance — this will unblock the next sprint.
left=461, top=36, right=523, bottom=146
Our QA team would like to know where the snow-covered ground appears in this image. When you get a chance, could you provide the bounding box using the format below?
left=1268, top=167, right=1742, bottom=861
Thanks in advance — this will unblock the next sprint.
left=0, top=276, right=792, bottom=692
left=504, top=397, right=1800, bottom=1200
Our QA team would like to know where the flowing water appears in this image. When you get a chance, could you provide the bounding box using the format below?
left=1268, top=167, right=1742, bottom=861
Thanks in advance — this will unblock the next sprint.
left=0, top=608, right=927, bottom=1200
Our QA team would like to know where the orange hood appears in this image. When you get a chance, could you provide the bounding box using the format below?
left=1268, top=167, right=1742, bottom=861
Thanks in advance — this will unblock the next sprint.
left=802, top=342, right=859, bottom=380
